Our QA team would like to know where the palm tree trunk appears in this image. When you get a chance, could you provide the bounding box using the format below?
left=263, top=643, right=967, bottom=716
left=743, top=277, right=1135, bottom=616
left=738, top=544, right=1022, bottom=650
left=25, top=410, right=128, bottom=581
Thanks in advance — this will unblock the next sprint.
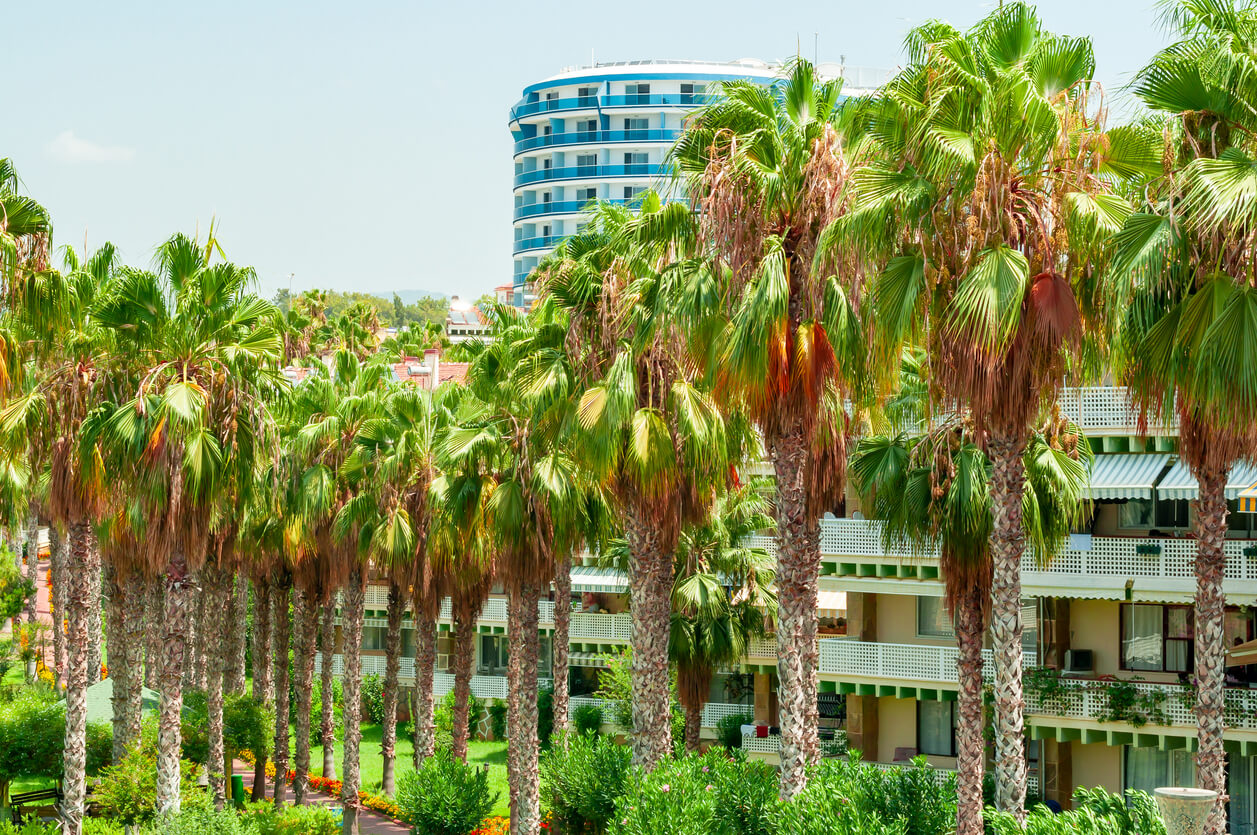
left=626, top=515, right=674, bottom=770
left=203, top=565, right=228, bottom=809
left=319, top=601, right=337, bottom=780
left=192, top=589, right=207, bottom=690
left=24, top=518, right=37, bottom=626
left=155, top=549, right=194, bottom=816
left=122, top=568, right=145, bottom=755
left=292, top=588, right=319, bottom=805
left=145, top=578, right=164, bottom=689
left=272, top=583, right=292, bottom=807
left=768, top=430, right=820, bottom=800
left=506, top=581, right=542, bottom=835
left=341, top=566, right=368, bottom=835
left=86, top=557, right=102, bottom=685
left=50, top=525, right=66, bottom=684
left=1195, top=463, right=1230, bottom=835
left=59, top=521, right=98, bottom=835
left=412, top=612, right=437, bottom=767
left=552, top=561, right=570, bottom=738
left=683, top=703, right=702, bottom=754
left=225, top=576, right=249, bottom=694
left=381, top=580, right=404, bottom=796
left=988, top=433, right=1028, bottom=819
left=955, top=582, right=986, bottom=835
left=251, top=578, right=273, bottom=803
left=104, top=563, right=128, bottom=764
left=451, top=604, right=478, bottom=763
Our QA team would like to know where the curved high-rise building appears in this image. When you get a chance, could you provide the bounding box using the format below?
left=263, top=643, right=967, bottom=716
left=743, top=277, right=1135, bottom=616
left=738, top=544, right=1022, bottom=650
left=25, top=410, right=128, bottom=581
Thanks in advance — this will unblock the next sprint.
left=508, top=59, right=782, bottom=308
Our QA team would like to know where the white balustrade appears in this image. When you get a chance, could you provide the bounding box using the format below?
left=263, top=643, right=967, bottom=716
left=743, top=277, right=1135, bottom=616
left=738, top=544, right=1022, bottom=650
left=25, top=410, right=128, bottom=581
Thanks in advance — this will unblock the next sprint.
left=1025, top=679, right=1257, bottom=731
left=818, top=638, right=1037, bottom=684
left=569, top=696, right=617, bottom=722
left=702, top=702, right=755, bottom=727
left=1058, top=386, right=1175, bottom=434
left=741, top=734, right=783, bottom=754
left=570, top=612, right=632, bottom=642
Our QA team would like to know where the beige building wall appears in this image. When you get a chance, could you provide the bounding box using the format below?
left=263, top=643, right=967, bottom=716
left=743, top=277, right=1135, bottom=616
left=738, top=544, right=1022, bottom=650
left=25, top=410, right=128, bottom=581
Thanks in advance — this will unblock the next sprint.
left=1071, top=741, right=1122, bottom=792
left=1067, top=599, right=1181, bottom=685
left=874, top=593, right=960, bottom=648
left=876, top=696, right=917, bottom=763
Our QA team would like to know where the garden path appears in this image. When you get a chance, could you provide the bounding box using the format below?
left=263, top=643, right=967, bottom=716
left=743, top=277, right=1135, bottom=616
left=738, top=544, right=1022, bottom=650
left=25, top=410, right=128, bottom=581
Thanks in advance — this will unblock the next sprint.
left=230, top=758, right=410, bottom=834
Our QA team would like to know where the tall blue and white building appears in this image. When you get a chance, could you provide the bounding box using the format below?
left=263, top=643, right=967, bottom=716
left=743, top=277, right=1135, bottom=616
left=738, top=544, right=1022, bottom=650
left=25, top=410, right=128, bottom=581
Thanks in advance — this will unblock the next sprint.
left=508, top=59, right=781, bottom=308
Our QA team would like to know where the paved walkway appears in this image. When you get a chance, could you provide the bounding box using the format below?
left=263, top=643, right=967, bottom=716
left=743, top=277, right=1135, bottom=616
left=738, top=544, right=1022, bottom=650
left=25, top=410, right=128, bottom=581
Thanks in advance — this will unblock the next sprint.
left=230, top=759, right=410, bottom=834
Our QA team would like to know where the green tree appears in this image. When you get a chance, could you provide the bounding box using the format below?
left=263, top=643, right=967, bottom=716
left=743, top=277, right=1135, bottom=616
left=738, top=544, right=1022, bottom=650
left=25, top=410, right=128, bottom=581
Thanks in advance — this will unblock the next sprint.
left=670, top=59, right=864, bottom=798
left=540, top=197, right=741, bottom=770
left=832, top=6, right=1125, bottom=812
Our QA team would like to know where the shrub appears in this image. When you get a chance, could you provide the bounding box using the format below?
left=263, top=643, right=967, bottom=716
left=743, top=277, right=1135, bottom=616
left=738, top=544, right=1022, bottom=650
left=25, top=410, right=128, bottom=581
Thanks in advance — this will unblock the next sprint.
left=137, top=799, right=249, bottom=835
left=0, top=685, right=66, bottom=799
left=714, top=712, right=753, bottom=749
left=537, top=687, right=554, bottom=749
left=610, top=749, right=777, bottom=835
left=93, top=744, right=200, bottom=827
left=988, top=791, right=1167, bottom=835
left=434, top=690, right=484, bottom=751
left=1071, top=787, right=1166, bottom=835
left=362, top=673, right=386, bottom=725
left=773, top=755, right=952, bottom=835
left=396, top=749, right=497, bottom=835
left=82, top=820, right=125, bottom=835
left=572, top=704, right=603, bottom=736
left=86, top=720, right=113, bottom=775
left=224, top=693, right=273, bottom=760
left=541, top=731, right=631, bottom=834
left=0, top=822, right=63, bottom=835
left=489, top=700, right=508, bottom=741
left=310, top=678, right=342, bottom=749
left=244, top=802, right=340, bottom=835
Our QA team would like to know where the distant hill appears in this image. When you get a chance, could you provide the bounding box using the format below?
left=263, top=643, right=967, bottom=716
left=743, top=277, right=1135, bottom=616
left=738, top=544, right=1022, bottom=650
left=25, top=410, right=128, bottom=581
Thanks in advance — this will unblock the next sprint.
left=388, top=289, right=449, bottom=304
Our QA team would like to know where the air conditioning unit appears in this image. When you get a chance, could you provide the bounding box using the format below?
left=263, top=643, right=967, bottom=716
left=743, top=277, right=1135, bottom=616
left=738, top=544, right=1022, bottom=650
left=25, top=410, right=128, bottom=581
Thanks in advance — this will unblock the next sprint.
left=1064, top=649, right=1094, bottom=674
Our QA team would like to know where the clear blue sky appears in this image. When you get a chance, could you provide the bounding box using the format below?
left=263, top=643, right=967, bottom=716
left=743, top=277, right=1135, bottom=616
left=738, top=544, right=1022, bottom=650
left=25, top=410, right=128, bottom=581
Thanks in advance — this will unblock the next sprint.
left=2, top=1, right=1167, bottom=302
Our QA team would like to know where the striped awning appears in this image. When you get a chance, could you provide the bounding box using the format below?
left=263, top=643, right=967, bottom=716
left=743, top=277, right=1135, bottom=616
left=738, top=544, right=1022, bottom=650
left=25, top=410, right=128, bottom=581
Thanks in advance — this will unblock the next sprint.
left=1087, top=454, right=1171, bottom=501
left=569, top=565, right=629, bottom=594
left=1157, top=459, right=1257, bottom=502
left=818, top=590, right=847, bottom=619
left=1240, top=481, right=1257, bottom=513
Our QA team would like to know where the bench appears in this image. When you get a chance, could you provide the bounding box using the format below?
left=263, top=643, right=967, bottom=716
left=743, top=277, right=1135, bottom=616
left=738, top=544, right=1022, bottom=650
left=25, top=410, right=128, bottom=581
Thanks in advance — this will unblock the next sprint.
left=10, top=787, right=61, bottom=824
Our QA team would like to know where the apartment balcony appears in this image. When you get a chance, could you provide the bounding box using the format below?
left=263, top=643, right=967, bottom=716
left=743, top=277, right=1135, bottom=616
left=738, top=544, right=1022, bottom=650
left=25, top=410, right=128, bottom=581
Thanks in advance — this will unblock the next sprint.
left=817, top=638, right=1037, bottom=698
left=1058, top=386, right=1175, bottom=436
left=568, top=696, right=749, bottom=729
left=514, top=198, right=631, bottom=221
left=1024, top=678, right=1257, bottom=755
left=510, top=93, right=710, bottom=120
left=809, top=518, right=1257, bottom=603
left=514, top=129, right=682, bottom=154
left=513, top=163, right=661, bottom=188
left=513, top=235, right=563, bottom=254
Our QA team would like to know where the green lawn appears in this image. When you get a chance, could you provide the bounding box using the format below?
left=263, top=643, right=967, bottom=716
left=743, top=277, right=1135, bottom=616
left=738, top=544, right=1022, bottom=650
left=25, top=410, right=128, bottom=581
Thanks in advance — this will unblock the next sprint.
left=304, top=725, right=510, bottom=818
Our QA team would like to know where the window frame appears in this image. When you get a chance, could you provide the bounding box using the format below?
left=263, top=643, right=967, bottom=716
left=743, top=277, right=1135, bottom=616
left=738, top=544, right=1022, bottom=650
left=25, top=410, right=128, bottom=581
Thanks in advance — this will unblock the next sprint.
left=1119, top=603, right=1194, bottom=673
left=916, top=699, right=958, bottom=757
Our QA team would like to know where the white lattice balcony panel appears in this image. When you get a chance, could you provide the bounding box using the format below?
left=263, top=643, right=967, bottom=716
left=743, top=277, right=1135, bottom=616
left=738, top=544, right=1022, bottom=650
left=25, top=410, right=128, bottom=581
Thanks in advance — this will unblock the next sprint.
left=1058, top=386, right=1175, bottom=435
left=1025, top=679, right=1257, bottom=754
left=569, top=612, right=632, bottom=642
left=702, top=702, right=755, bottom=727
left=818, top=519, right=1257, bottom=603
left=818, top=639, right=1036, bottom=691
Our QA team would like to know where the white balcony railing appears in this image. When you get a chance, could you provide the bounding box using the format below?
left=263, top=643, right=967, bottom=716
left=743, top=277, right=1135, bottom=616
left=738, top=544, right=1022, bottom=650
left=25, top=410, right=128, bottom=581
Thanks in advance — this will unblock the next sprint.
left=1058, top=386, right=1175, bottom=434
left=569, top=612, right=632, bottom=642
left=702, top=702, right=755, bottom=727
left=819, top=638, right=1037, bottom=685
left=1026, top=679, right=1257, bottom=732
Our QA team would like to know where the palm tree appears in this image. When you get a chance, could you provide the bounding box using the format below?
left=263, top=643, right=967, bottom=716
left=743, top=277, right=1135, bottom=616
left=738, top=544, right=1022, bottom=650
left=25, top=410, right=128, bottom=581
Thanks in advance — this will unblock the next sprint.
left=1106, top=5, right=1257, bottom=829
left=539, top=197, right=738, bottom=770
left=441, top=301, right=588, bottom=834
left=850, top=416, right=1090, bottom=835
left=669, top=60, right=865, bottom=798
left=91, top=232, right=281, bottom=815
left=831, top=7, right=1124, bottom=811
left=0, top=158, right=53, bottom=302
left=669, top=484, right=775, bottom=752
left=0, top=243, right=123, bottom=835
left=338, top=382, right=443, bottom=795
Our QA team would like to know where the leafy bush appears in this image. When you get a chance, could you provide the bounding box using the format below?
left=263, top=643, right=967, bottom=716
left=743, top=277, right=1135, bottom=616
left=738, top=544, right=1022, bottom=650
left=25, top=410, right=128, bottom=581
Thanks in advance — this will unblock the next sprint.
left=0, top=822, right=64, bottom=835
left=0, top=557, right=34, bottom=622
left=572, top=704, right=603, bottom=736
left=714, top=712, right=753, bottom=749
left=537, top=687, right=554, bottom=749
left=541, top=731, right=631, bottom=834
left=224, top=693, right=273, bottom=759
left=610, top=749, right=777, bottom=835
left=396, top=749, right=497, bottom=835
left=361, top=673, right=386, bottom=725
left=179, top=689, right=210, bottom=764
left=1071, top=787, right=1166, bottom=835
left=244, top=801, right=341, bottom=835
left=783, top=755, right=954, bottom=835
left=82, top=820, right=125, bottom=835
left=0, top=686, right=71, bottom=799
left=489, top=700, right=508, bottom=741
left=92, top=744, right=200, bottom=827
left=137, top=797, right=249, bottom=835
left=434, top=690, right=485, bottom=751
left=309, top=678, right=342, bottom=749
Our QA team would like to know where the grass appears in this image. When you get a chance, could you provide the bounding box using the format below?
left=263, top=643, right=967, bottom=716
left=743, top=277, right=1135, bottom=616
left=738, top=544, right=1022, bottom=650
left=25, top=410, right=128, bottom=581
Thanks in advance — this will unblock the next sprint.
left=302, top=723, right=510, bottom=818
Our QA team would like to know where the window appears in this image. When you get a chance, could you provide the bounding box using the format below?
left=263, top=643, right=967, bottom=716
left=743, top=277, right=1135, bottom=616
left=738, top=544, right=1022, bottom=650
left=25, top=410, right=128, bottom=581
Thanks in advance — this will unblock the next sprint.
left=623, top=186, right=644, bottom=200
left=478, top=635, right=509, bottom=676
left=577, top=119, right=597, bottom=134
left=917, top=700, right=957, bottom=757
left=917, top=597, right=955, bottom=638
left=541, top=224, right=552, bottom=237
left=624, top=152, right=648, bottom=173
left=541, top=191, right=552, bottom=203
left=539, top=636, right=553, bottom=677
left=577, top=85, right=598, bottom=100
left=363, top=626, right=387, bottom=651
left=542, top=157, right=552, bottom=170
left=623, top=118, right=649, bottom=132
left=401, top=628, right=415, bottom=657
left=576, top=153, right=597, bottom=170
left=1119, top=499, right=1190, bottom=531
left=577, top=188, right=597, bottom=202
left=436, top=634, right=453, bottom=672
left=626, top=83, right=650, bottom=103
left=680, top=82, right=705, bottom=103
left=1124, top=747, right=1194, bottom=795
left=545, top=91, right=559, bottom=104
left=1121, top=603, right=1193, bottom=672
left=542, top=125, right=552, bottom=136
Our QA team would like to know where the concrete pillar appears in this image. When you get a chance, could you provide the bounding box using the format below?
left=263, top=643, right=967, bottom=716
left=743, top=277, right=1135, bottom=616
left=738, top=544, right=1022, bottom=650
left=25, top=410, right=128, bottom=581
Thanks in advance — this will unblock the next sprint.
left=847, top=591, right=877, bottom=640
left=845, top=694, right=879, bottom=760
